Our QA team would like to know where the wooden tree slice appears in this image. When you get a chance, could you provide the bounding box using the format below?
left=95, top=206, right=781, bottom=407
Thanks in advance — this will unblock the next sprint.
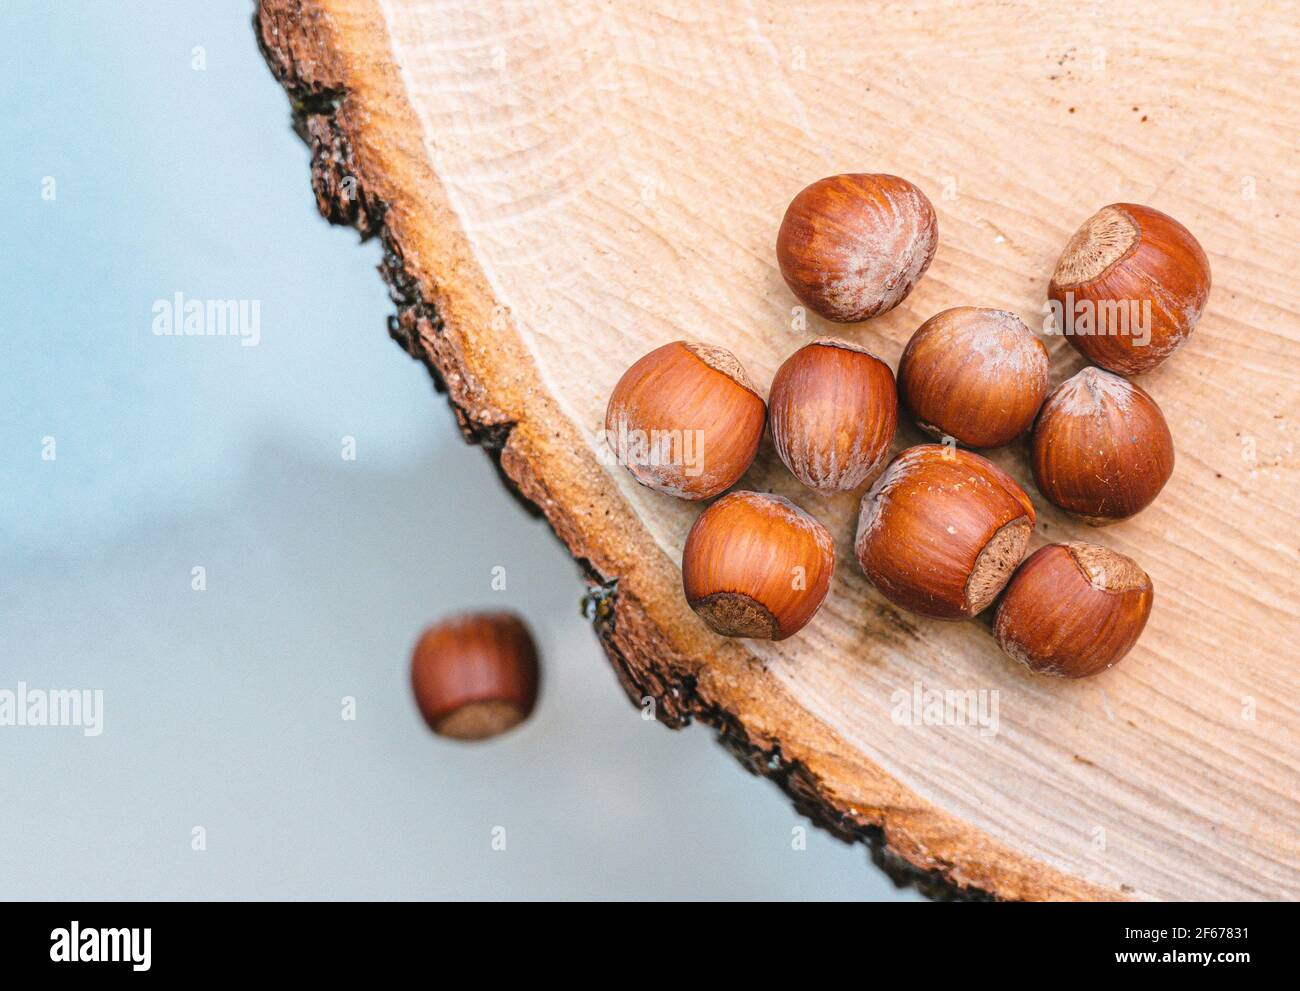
left=257, top=0, right=1300, bottom=899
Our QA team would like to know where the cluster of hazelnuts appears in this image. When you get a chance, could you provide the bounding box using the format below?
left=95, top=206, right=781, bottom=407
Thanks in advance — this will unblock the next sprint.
left=606, top=173, right=1211, bottom=680
left=407, top=174, right=1210, bottom=742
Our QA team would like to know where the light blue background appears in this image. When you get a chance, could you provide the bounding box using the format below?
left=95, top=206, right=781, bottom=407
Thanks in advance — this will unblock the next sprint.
left=0, top=1, right=914, bottom=900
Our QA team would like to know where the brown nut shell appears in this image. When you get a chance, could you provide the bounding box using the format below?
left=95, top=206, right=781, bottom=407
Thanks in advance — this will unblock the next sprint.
left=410, top=612, right=540, bottom=740
left=682, top=490, right=835, bottom=640
left=1048, top=203, right=1211, bottom=376
left=854, top=445, right=1035, bottom=619
left=776, top=174, right=938, bottom=323
left=769, top=337, right=898, bottom=492
left=605, top=341, right=766, bottom=500
left=994, top=542, right=1153, bottom=678
left=1031, top=367, right=1174, bottom=525
left=897, top=307, right=1049, bottom=448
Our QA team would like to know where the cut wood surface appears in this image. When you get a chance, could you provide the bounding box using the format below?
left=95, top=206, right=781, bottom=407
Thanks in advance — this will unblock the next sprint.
left=257, top=0, right=1300, bottom=900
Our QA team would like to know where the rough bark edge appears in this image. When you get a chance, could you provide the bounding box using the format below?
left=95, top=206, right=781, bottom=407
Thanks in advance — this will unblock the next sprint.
left=254, top=0, right=1120, bottom=902
left=576, top=566, right=996, bottom=900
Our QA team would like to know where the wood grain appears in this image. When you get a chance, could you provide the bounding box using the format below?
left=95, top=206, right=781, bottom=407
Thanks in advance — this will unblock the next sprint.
left=257, top=0, right=1300, bottom=899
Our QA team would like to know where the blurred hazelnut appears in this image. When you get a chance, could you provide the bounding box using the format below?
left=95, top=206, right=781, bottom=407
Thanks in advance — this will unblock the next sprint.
left=411, top=612, right=540, bottom=741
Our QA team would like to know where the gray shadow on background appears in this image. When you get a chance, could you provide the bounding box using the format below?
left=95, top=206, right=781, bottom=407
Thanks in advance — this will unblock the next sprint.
left=1, top=424, right=910, bottom=899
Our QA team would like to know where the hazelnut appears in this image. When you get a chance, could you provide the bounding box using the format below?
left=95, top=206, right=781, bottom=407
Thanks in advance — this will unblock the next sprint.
left=897, top=307, right=1049, bottom=448
left=605, top=341, right=765, bottom=500
left=410, top=612, right=540, bottom=741
left=1031, top=367, right=1174, bottom=525
left=994, top=542, right=1153, bottom=678
left=682, top=490, right=835, bottom=640
left=768, top=337, right=898, bottom=493
left=1048, top=203, right=1211, bottom=376
left=776, top=173, right=938, bottom=323
left=854, top=445, right=1035, bottom=619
